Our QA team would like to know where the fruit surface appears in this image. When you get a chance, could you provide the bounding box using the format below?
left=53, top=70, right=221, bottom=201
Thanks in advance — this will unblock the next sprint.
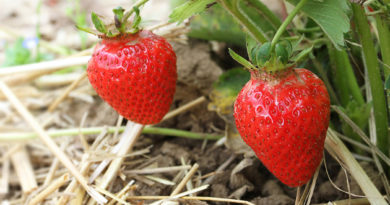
left=233, top=68, right=330, bottom=187
left=87, top=30, right=177, bottom=125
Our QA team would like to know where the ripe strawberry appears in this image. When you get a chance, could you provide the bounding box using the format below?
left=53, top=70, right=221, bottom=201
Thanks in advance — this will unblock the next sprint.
left=233, top=68, right=330, bottom=187
left=87, top=30, right=177, bottom=124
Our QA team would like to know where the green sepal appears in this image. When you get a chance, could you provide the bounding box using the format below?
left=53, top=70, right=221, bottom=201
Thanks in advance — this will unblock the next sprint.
left=131, top=6, right=142, bottom=32
left=75, top=25, right=100, bottom=36
left=113, top=7, right=125, bottom=32
left=291, top=46, right=313, bottom=64
left=256, top=42, right=272, bottom=65
left=107, top=31, right=114, bottom=37
left=91, top=12, right=108, bottom=34
left=280, top=40, right=293, bottom=57
left=228, top=48, right=256, bottom=70
left=275, top=43, right=288, bottom=64
left=246, top=35, right=258, bottom=62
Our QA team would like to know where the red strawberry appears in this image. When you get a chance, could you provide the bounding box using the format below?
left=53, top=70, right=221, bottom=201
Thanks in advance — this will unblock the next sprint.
left=233, top=68, right=330, bottom=187
left=87, top=30, right=177, bottom=124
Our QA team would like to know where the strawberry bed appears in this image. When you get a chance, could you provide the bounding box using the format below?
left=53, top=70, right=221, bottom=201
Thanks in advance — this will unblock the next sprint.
left=0, top=0, right=389, bottom=205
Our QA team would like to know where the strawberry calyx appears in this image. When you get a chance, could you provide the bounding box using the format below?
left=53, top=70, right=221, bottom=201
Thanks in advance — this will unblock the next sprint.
left=77, top=0, right=148, bottom=38
left=229, top=39, right=312, bottom=75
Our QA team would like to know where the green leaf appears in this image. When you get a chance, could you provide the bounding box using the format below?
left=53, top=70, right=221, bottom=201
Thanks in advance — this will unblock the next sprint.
left=2, top=38, right=31, bottom=67
left=187, top=3, right=245, bottom=45
left=287, top=0, right=350, bottom=49
left=91, top=12, right=107, bottom=34
left=385, top=75, right=390, bottom=90
left=209, top=68, right=250, bottom=115
left=169, top=0, right=215, bottom=23
left=228, top=48, right=256, bottom=69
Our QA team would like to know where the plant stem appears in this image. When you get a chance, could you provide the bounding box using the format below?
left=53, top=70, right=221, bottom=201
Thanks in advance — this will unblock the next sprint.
left=218, top=0, right=268, bottom=43
left=246, top=0, right=281, bottom=29
left=330, top=48, right=365, bottom=106
left=0, top=126, right=223, bottom=142
left=352, top=4, right=389, bottom=155
left=376, top=15, right=390, bottom=79
left=270, top=0, right=309, bottom=51
left=122, top=0, right=149, bottom=24
left=333, top=49, right=350, bottom=107
left=340, top=50, right=365, bottom=105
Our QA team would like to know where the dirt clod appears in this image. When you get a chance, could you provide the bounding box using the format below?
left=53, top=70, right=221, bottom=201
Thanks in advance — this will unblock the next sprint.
left=251, top=195, right=294, bottom=205
left=261, top=180, right=285, bottom=196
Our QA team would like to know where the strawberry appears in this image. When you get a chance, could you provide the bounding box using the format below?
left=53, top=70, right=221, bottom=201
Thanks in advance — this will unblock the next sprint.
left=85, top=7, right=177, bottom=125
left=87, top=31, right=177, bottom=124
left=233, top=67, right=330, bottom=187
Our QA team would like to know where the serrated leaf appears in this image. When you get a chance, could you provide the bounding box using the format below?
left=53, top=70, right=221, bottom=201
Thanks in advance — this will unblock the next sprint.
left=169, top=0, right=214, bottom=23
left=228, top=48, right=255, bottom=69
left=288, top=0, right=350, bottom=49
left=91, top=12, right=107, bottom=34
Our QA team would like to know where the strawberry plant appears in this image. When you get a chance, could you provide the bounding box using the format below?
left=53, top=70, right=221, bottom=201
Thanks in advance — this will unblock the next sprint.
left=171, top=0, right=390, bottom=203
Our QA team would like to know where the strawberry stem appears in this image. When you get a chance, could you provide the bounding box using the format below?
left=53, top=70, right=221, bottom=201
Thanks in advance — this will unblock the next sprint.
left=270, top=0, right=309, bottom=52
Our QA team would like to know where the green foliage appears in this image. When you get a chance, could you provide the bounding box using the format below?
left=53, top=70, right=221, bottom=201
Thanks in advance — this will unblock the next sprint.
left=2, top=38, right=32, bottom=67
left=66, top=0, right=88, bottom=49
left=169, top=0, right=214, bottom=23
left=209, top=68, right=250, bottom=115
left=188, top=4, right=246, bottom=45
left=339, top=102, right=372, bottom=149
left=386, top=75, right=390, bottom=90
left=288, top=0, right=350, bottom=49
